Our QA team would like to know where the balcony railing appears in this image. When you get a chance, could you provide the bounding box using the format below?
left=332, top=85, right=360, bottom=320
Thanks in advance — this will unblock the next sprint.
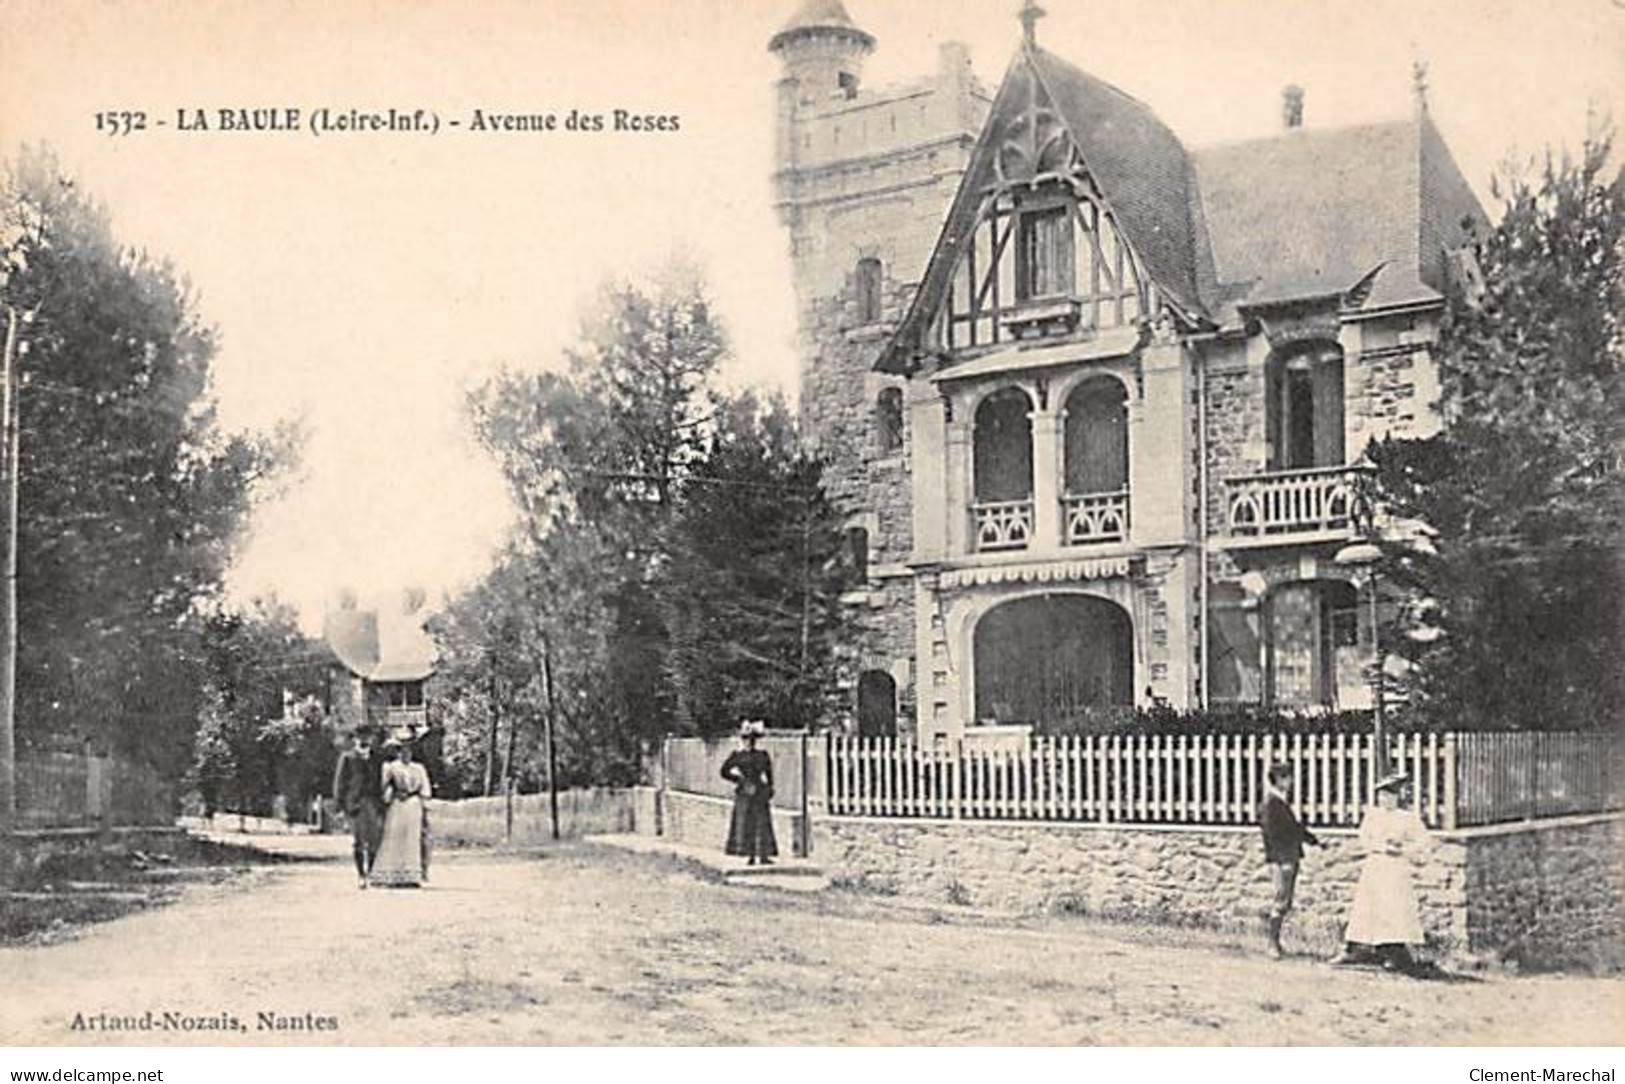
left=973, top=499, right=1034, bottom=551
left=1224, top=464, right=1369, bottom=539
left=1061, top=489, right=1129, bottom=545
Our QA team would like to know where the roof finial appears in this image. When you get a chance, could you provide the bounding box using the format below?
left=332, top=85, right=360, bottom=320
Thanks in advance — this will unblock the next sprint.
left=1411, top=59, right=1430, bottom=113
left=1019, top=0, right=1046, bottom=47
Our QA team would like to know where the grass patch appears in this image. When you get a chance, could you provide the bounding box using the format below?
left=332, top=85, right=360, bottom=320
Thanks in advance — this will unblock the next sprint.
left=0, top=832, right=286, bottom=945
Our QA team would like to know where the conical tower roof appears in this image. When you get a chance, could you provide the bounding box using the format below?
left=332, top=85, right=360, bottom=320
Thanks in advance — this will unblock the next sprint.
left=769, top=0, right=874, bottom=52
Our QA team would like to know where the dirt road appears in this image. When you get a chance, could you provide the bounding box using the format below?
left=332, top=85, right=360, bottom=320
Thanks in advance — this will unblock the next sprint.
left=2, top=842, right=1620, bottom=1045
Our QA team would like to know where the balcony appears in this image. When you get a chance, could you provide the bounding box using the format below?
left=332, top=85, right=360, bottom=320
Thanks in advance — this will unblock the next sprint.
left=1062, top=489, right=1129, bottom=546
left=369, top=705, right=429, bottom=735
left=1224, top=465, right=1369, bottom=542
left=973, top=499, right=1034, bottom=551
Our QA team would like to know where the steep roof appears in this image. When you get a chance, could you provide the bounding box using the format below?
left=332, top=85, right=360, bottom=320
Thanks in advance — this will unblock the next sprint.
left=323, top=605, right=435, bottom=683
left=1189, top=112, right=1486, bottom=322
left=878, top=41, right=1487, bottom=373
left=323, top=609, right=379, bottom=678
left=1027, top=46, right=1202, bottom=315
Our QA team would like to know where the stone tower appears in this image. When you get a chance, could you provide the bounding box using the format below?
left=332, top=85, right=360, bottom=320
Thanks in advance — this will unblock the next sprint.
left=769, top=0, right=989, bottom=733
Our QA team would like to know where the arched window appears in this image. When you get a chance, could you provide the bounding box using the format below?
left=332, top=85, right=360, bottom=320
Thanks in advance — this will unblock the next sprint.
left=1063, top=377, right=1128, bottom=495
left=1061, top=377, right=1130, bottom=545
left=1266, top=344, right=1345, bottom=471
left=972, top=388, right=1035, bottom=551
left=855, top=258, right=883, bottom=324
left=876, top=387, right=904, bottom=454
left=973, top=388, right=1034, bottom=503
left=856, top=670, right=897, bottom=738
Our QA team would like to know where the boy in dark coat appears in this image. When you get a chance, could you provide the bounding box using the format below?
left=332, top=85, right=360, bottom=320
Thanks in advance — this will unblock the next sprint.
left=1258, top=761, right=1325, bottom=958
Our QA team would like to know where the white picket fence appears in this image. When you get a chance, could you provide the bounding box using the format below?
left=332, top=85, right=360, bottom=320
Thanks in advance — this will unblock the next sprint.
left=827, top=731, right=1622, bottom=830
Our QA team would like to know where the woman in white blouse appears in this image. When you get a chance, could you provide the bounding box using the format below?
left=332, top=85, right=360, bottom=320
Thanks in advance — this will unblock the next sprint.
left=1334, top=771, right=1428, bottom=971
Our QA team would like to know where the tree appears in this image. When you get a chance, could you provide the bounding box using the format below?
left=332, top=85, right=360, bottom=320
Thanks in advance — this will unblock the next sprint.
left=2, top=146, right=297, bottom=776
left=1369, top=133, right=1623, bottom=730
left=454, top=267, right=853, bottom=781
left=190, top=596, right=332, bottom=815
left=660, top=392, right=848, bottom=734
left=469, top=269, right=728, bottom=746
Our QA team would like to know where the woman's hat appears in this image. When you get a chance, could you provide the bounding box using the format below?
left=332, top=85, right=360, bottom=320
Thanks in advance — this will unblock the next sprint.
left=739, top=719, right=766, bottom=738
left=1374, top=770, right=1410, bottom=793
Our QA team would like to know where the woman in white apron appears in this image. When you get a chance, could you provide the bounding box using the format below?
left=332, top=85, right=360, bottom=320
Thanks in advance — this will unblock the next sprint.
left=1334, top=771, right=1427, bottom=971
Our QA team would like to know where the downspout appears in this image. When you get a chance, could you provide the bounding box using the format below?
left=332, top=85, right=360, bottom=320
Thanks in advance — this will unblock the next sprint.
left=1198, top=346, right=1210, bottom=711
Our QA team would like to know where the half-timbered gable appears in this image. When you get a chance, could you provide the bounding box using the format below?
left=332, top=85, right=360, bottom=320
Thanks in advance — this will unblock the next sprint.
left=881, top=44, right=1204, bottom=374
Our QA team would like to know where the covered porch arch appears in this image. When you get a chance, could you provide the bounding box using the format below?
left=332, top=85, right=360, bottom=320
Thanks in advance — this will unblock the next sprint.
left=970, top=592, right=1134, bottom=727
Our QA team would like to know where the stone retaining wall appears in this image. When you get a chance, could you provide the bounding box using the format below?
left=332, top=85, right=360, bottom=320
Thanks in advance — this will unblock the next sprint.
left=1460, top=815, right=1625, bottom=970
left=812, top=812, right=1623, bottom=969
left=427, top=788, right=635, bottom=845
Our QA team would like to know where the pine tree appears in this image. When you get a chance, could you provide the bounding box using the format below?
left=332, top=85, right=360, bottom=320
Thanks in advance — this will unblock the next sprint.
left=1370, top=133, right=1623, bottom=730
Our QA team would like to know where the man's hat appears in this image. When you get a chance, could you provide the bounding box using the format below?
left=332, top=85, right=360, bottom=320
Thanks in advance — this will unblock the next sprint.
left=1268, top=762, right=1294, bottom=782
left=1374, top=770, right=1410, bottom=793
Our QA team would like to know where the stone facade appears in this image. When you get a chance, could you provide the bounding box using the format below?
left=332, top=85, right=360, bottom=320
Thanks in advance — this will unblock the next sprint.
left=772, top=19, right=989, bottom=735
left=772, top=4, right=1479, bottom=735
left=813, top=812, right=1624, bottom=969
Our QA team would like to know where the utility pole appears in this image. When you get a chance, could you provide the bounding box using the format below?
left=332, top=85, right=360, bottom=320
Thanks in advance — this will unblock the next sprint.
left=0, top=305, right=17, bottom=832
left=483, top=644, right=499, bottom=797
left=501, top=676, right=517, bottom=841
left=540, top=632, right=559, bottom=841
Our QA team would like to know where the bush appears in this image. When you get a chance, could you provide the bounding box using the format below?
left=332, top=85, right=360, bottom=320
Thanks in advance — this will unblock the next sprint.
left=1029, top=704, right=1401, bottom=737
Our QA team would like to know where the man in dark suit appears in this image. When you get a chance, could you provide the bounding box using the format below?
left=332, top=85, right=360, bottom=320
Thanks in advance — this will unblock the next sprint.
left=1258, top=761, right=1325, bottom=958
left=332, top=724, right=385, bottom=888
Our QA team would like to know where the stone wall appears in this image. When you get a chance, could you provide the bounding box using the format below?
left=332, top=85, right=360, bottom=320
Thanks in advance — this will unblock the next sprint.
left=663, top=790, right=807, bottom=858
left=813, top=812, right=1624, bottom=969
left=1460, top=815, right=1625, bottom=971
left=426, top=789, right=635, bottom=846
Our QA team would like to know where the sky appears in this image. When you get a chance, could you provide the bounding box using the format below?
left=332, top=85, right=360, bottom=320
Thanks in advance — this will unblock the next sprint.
left=1, top=0, right=1619, bottom=630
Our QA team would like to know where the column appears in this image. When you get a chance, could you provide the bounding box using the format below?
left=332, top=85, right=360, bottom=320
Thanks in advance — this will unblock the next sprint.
left=944, top=416, right=971, bottom=556
left=1030, top=410, right=1063, bottom=552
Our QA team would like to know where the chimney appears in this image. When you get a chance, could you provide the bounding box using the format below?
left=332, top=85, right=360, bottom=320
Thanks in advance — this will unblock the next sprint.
left=1282, top=85, right=1304, bottom=130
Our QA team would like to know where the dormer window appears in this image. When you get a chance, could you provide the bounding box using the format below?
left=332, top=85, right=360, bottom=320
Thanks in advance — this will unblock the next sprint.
left=1016, top=205, right=1074, bottom=301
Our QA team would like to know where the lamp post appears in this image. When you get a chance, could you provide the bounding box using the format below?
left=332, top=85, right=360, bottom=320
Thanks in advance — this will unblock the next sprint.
left=1335, top=540, right=1386, bottom=775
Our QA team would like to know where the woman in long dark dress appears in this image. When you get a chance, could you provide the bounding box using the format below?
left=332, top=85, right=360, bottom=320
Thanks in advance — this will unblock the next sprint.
left=722, top=720, right=778, bottom=865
